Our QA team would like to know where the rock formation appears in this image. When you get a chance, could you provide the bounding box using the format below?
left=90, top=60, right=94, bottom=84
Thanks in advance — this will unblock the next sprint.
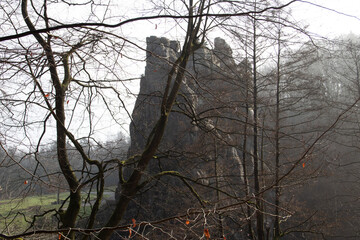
left=117, top=36, right=253, bottom=225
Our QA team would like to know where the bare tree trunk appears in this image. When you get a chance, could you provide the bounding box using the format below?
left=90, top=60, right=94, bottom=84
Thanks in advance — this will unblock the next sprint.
left=242, top=60, right=254, bottom=239
left=274, top=26, right=282, bottom=240
left=252, top=2, right=264, bottom=238
left=214, top=137, right=224, bottom=238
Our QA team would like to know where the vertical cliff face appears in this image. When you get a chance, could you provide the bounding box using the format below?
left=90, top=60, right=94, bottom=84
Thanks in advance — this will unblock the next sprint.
left=129, top=36, right=247, bottom=154
left=128, top=36, right=198, bottom=156
left=118, top=36, right=252, bottom=221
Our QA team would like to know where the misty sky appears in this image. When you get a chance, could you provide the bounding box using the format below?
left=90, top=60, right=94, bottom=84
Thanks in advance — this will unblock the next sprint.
left=291, top=0, right=360, bottom=37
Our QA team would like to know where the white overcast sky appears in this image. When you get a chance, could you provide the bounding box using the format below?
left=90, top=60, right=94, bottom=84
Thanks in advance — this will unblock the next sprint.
left=56, top=1, right=360, bottom=43
left=291, top=0, right=360, bottom=37
left=113, top=0, right=360, bottom=47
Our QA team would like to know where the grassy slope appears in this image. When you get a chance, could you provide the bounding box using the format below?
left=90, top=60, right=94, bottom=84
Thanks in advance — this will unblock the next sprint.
left=0, top=187, right=116, bottom=235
